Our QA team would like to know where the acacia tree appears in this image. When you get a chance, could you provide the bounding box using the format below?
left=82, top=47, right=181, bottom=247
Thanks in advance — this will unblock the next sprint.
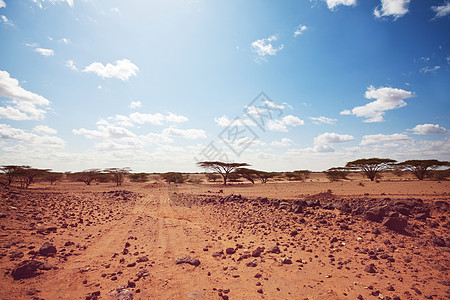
left=15, top=167, right=50, bottom=188
left=197, top=161, right=250, bottom=185
left=346, top=158, right=396, bottom=181
left=105, top=167, right=131, bottom=186
left=255, top=171, right=275, bottom=183
left=1, top=165, right=25, bottom=185
left=235, top=168, right=258, bottom=184
left=74, top=169, right=102, bottom=185
left=397, top=160, right=449, bottom=180
left=325, top=167, right=350, bottom=181
left=160, top=172, right=187, bottom=184
left=43, top=172, right=63, bottom=185
left=205, top=173, right=221, bottom=182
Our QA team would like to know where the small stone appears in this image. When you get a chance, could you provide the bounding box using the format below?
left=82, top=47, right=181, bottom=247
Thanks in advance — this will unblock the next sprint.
left=226, top=248, right=236, bottom=255
left=11, top=260, right=44, bottom=280
left=267, top=245, right=280, bottom=254
left=257, top=288, right=263, bottom=294
left=175, top=256, right=200, bottom=266
left=364, top=263, right=376, bottom=273
left=251, top=247, right=264, bottom=257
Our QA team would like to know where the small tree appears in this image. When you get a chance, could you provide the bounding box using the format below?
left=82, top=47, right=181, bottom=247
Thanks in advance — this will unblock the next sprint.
left=255, top=171, right=275, bottom=183
left=197, top=161, right=250, bottom=185
left=346, top=158, right=396, bottom=181
left=105, top=167, right=131, bottom=186
left=397, top=160, right=449, bottom=180
left=205, top=173, right=221, bottom=182
left=325, top=167, right=350, bottom=181
left=1, top=165, right=27, bottom=186
left=235, top=168, right=258, bottom=184
left=73, top=169, right=102, bottom=185
left=43, top=172, right=63, bottom=185
left=15, top=167, right=50, bottom=188
left=160, top=172, right=187, bottom=184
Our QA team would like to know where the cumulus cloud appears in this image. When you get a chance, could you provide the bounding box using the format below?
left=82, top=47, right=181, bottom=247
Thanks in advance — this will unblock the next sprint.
left=309, top=116, right=337, bottom=125
left=129, top=101, right=141, bottom=109
left=129, top=112, right=188, bottom=125
left=271, top=138, right=294, bottom=147
left=73, top=121, right=136, bottom=140
left=35, top=48, right=55, bottom=57
left=0, top=124, right=65, bottom=148
left=312, top=132, right=354, bottom=152
left=214, top=115, right=256, bottom=127
left=33, top=125, right=57, bottom=135
left=266, top=115, right=304, bottom=132
left=410, top=124, right=448, bottom=135
left=108, top=115, right=134, bottom=127
left=340, top=86, right=413, bottom=122
left=162, top=127, right=206, bottom=140
left=374, top=0, right=410, bottom=20
left=294, top=25, right=308, bottom=37
left=0, top=0, right=5, bottom=8
left=432, top=2, right=450, bottom=18
left=251, top=35, right=283, bottom=62
left=360, top=133, right=409, bottom=146
left=326, top=0, right=356, bottom=10
left=0, top=70, right=51, bottom=120
left=83, top=59, right=139, bottom=81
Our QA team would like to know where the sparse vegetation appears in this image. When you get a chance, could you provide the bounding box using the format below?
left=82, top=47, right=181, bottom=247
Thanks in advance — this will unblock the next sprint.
left=160, top=172, right=187, bottom=184
left=325, top=167, right=350, bottom=181
left=71, top=169, right=102, bottom=185
left=284, top=170, right=311, bottom=181
left=346, top=158, right=396, bottom=181
left=104, top=167, right=131, bottom=186
left=129, top=173, right=149, bottom=182
left=197, top=161, right=250, bottom=185
left=205, top=173, right=221, bottom=182
left=397, top=159, right=449, bottom=180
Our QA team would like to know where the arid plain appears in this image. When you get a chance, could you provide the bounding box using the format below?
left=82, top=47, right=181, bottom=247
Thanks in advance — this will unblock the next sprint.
left=0, top=174, right=449, bottom=300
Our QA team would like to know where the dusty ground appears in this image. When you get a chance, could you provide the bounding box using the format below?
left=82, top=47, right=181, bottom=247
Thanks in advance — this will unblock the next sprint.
left=0, top=178, right=449, bottom=300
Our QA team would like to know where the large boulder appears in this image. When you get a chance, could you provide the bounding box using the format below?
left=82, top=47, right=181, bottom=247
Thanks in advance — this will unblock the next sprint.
left=381, top=216, right=407, bottom=232
left=11, top=260, right=43, bottom=280
left=365, top=206, right=387, bottom=222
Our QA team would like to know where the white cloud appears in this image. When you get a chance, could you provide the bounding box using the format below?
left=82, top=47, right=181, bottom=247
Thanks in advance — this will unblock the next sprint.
left=432, top=2, right=450, bottom=18
left=312, top=132, right=354, bottom=152
left=214, top=115, right=256, bottom=127
left=263, top=115, right=304, bottom=132
left=341, top=86, right=413, bottom=122
left=282, top=115, right=304, bottom=126
left=83, top=59, right=139, bottom=81
left=59, top=38, right=70, bottom=44
left=271, top=138, right=294, bottom=147
left=251, top=35, right=284, bottom=62
left=129, top=112, right=188, bottom=125
left=326, top=0, right=357, bottom=10
left=73, top=121, right=136, bottom=140
left=267, top=120, right=288, bottom=132
left=420, top=66, right=440, bottom=73
left=108, top=115, right=134, bottom=127
left=410, top=124, right=448, bottom=135
left=294, top=25, right=308, bottom=37
left=32, top=0, right=74, bottom=8
left=0, top=0, right=5, bottom=8
left=0, top=70, right=51, bottom=120
left=309, top=116, right=337, bottom=125
left=35, top=48, right=55, bottom=57
left=374, top=0, right=410, bottom=19
left=162, top=127, right=206, bottom=140
left=0, top=124, right=65, bottom=149
left=360, top=133, right=410, bottom=146
left=1, top=15, right=14, bottom=26
left=66, top=60, right=77, bottom=70
left=33, top=125, right=57, bottom=135
left=129, top=101, right=141, bottom=109
left=110, top=7, right=120, bottom=12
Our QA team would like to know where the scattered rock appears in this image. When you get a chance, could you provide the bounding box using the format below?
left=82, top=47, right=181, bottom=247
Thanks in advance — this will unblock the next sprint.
left=175, top=256, right=200, bottom=266
left=381, top=216, right=407, bottom=232
left=364, top=263, right=377, bottom=273
left=267, top=245, right=280, bottom=254
left=39, top=242, right=57, bottom=256
left=11, top=260, right=43, bottom=280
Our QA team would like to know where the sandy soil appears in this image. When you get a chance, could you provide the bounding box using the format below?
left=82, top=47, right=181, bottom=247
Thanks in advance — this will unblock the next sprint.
left=0, top=178, right=449, bottom=300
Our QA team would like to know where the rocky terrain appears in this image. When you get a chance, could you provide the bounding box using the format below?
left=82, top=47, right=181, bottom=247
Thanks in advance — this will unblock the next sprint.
left=0, top=180, right=449, bottom=299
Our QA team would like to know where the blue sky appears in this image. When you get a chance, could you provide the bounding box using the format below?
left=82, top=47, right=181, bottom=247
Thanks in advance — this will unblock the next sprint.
left=0, top=0, right=449, bottom=172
